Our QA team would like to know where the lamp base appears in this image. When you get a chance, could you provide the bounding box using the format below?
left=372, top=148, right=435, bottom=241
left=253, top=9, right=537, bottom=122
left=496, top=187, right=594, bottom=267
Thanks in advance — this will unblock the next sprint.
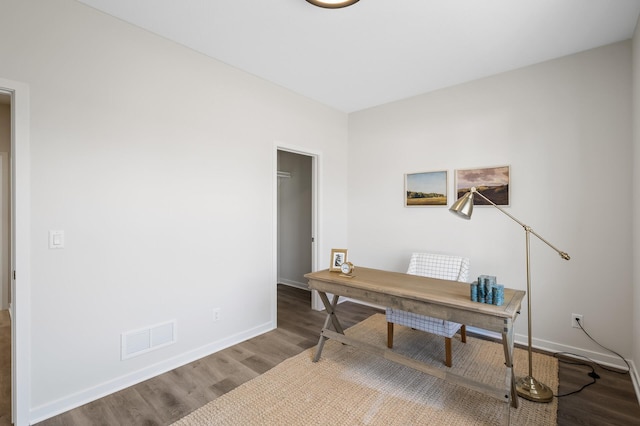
left=515, top=376, right=554, bottom=403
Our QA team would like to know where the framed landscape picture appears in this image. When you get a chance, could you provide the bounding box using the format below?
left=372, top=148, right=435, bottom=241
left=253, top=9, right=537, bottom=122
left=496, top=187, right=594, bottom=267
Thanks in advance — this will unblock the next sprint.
left=455, top=165, right=510, bottom=206
left=405, top=170, right=448, bottom=207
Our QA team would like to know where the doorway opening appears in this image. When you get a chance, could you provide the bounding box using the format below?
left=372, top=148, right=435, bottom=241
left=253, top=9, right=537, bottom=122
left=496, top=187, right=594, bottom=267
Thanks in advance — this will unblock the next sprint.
left=0, top=91, right=10, bottom=426
left=275, top=146, right=322, bottom=312
left=277, top=150, right=312, bottom=289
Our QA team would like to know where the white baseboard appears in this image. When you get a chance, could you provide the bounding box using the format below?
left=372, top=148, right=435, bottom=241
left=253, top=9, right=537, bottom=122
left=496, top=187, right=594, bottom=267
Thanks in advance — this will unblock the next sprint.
left=343, top=297, right=384, bottom=310
left=29, top=320, right=275, bottom=424
left=523, top=334, right=633, bottom=370
left=466, top=326, right=501, bottom=340
left=278, top=278, right=309, bottom=290
left=630, top=359, right=640, bottom=404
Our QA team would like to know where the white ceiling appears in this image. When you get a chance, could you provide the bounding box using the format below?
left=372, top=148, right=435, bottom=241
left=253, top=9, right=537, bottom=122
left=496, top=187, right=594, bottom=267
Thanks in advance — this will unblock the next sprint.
left=77, top=0, right=640, bottom=113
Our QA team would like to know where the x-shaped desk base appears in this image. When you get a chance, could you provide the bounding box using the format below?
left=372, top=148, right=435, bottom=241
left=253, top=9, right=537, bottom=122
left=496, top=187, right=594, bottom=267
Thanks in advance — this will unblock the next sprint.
left=306, top=268, right=525, bottom=426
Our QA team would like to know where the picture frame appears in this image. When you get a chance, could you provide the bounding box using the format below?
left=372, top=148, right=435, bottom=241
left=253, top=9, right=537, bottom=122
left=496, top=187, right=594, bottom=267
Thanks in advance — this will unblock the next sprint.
left=329, top=248, right=348, bottom=271
left=405, top=170, right=448, bottom=207
left=455, top=165, right=510, bottom=206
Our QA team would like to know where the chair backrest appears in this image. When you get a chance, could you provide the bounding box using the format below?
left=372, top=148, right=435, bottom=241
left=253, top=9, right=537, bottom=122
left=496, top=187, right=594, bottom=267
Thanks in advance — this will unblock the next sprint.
left=406, top=253, right=470, bottom=282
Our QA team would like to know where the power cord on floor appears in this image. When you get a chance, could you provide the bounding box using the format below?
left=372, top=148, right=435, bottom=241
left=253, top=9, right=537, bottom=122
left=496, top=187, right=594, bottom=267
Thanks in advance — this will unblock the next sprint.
left=553, top=352, right=598, bottom=397
left=552, top=317, right=630, bottom=398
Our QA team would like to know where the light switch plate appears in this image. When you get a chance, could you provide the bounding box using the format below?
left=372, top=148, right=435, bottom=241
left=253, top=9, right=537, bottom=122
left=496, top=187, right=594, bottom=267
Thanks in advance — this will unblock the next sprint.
left=49, top=230, right=64, bottom=249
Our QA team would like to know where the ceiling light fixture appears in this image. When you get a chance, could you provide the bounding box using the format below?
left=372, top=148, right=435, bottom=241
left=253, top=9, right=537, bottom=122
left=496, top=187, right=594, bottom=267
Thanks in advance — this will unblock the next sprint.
left=306, top=0, right=360, bottom=9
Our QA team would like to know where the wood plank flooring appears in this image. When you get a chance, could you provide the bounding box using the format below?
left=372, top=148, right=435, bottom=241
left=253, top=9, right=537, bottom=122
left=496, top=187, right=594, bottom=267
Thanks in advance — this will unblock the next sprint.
left=556, top=352, right=640, bottom=425
left=0, top=285, right=635, bottom=425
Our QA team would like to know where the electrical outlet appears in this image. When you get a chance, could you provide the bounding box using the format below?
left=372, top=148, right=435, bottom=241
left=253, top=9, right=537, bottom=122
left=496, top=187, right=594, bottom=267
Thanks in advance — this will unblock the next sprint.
left=213, top=308, right=221, bottom=322
left=571, top=313, right=583, bottom=328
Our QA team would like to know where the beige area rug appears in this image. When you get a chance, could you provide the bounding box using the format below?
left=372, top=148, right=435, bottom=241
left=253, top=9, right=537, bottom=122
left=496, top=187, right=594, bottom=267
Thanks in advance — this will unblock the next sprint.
left=173, top=314, right=558, bottom=426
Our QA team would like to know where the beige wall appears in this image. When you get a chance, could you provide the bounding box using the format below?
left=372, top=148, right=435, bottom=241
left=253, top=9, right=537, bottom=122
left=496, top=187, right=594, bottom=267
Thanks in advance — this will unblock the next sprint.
left=0, top=0, right=349, bottom=421
left=349, top=42, right=634, bottom=367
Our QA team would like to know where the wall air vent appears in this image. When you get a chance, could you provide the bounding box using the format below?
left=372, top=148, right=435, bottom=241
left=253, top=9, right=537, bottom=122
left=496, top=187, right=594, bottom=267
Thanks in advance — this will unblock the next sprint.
left=121, top=320, right=177, bottom=360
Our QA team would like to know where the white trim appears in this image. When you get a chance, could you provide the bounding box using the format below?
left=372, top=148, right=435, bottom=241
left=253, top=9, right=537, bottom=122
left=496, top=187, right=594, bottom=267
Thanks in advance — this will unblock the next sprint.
left=0, top=152, right=9, bottom=310
left=277, top=278, right=309, bottom=290
left=343, top=297, right=384, bottom=310
left=0, top=77, right=31, bottom=426
left=311, top=153, right=324, bottom=311
left=272, top=147, right=279, bottom=328
left=630, top=360, right=640, bottom=404
left=520, top=334, right=633, bottom=370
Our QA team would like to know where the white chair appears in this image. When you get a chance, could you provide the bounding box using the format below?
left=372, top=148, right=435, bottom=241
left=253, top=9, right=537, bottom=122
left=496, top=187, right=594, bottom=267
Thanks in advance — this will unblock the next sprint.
left=386, top=252, right=470, bottom=367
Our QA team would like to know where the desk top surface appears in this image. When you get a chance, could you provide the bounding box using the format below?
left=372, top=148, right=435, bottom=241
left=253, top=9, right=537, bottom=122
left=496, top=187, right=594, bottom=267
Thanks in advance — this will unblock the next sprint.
left=305, top=267, right=525, bottom=320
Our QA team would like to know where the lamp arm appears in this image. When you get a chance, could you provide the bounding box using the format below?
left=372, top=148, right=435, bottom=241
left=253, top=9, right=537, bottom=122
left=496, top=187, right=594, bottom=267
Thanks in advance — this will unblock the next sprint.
left=471, top=188, right=570, bottom=261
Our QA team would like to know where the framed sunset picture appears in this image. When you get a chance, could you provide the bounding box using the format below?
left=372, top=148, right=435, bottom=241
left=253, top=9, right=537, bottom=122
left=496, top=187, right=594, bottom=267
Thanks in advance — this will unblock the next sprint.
left=455, top=165, right=510, bottom=206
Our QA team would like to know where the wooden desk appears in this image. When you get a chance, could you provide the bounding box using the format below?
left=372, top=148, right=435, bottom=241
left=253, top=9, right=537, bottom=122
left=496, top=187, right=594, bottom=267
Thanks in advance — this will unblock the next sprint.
left=305, top=267, right=525, bottom=425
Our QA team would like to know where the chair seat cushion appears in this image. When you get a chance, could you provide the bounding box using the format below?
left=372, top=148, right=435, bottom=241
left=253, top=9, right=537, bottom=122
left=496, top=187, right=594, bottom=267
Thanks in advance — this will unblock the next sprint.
left=386, top=307, right=461, bottom=338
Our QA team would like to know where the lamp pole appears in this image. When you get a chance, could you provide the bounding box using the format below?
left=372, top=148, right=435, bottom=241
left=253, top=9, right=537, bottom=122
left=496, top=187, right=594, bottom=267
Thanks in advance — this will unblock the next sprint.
left=450, top=187, right=569, bottom=402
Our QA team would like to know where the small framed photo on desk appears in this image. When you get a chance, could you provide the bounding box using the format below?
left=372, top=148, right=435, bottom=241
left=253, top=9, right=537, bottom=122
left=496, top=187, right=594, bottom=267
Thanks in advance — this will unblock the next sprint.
left=329, top=249, right=348, bottom=272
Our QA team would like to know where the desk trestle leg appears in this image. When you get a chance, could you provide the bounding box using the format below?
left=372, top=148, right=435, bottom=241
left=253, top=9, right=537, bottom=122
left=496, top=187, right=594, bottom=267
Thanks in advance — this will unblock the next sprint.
left=313, top=292, right=343, bottom=363
left=501, top=319, right=518, bottom=426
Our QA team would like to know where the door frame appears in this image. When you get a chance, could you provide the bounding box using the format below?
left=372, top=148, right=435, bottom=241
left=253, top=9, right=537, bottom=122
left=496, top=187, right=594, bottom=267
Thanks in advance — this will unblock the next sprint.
left=0, top=152, right=9, bottom=310
left=0, top=77, right=31, bottom=426
left=273, top=143, right=324, bottom=314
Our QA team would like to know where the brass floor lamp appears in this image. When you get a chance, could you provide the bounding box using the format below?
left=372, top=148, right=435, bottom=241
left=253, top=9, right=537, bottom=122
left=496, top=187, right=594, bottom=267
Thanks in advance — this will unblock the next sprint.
left=449, top=187, right=570, bottom=403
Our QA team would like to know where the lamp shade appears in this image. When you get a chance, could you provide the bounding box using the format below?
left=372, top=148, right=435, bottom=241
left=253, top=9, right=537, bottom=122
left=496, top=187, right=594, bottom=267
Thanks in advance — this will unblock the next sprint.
left=449, top=190, right=474, bottom=219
